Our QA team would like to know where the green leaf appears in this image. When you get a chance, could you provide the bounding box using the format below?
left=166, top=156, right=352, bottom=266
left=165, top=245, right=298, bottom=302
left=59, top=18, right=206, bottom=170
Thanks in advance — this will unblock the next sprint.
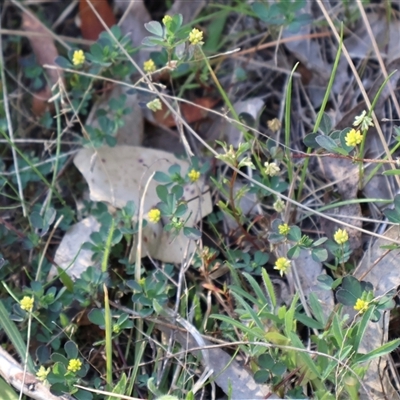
left=315, top=135, right=347, bottom=155
left=288, top=225, right=302, bottom=241
left=354, top=339, right=400, bottom=365
left=51, top=353, right=68, bottom=366
left=254, top=369, right=269, bottom=383
left=0, top=300, right=35, bottom=373
left=142, top=37, right=166, bottom=47
left=0, top=377, right=18, bottom=400
left=262, top=269, right=276, bottom=308
left=64, top=340, right=78, bottom=359
left=317, top=274, right=333, bottom=290
left=144, top=21, right=163, bottom=37
left=258, top=354, right=274, bottom=369
left=107, top=373, right=127, bottom=400
left=309, top=292, right=327, bottom=325
left=312, top=247, right=328, bottom=262
left=55, top=56, right=72, bottom=69
left=287, top=245, right=300, bottom=259
left=383, top=169, right=400, bottom=176
left=183, top=227, right=201, bottom=240
left=289, top=332, right=321, bottom=378
left=295, top=312, right=323, bottom=330
left=319, top=113, right=332, bottom=135
left=156, top=184, right=169, bottom=203
left=352, top=306, right=375, bottom=352
left=339, top=127, right=353, bottom=153
left=88, top=308, right=105, bottom=326
left=303, top=132, right=319, bottom=149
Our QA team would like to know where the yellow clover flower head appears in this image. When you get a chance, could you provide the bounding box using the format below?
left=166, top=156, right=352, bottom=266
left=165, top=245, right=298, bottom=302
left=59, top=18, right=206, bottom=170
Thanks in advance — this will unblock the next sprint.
left=162, top=15, right=173, bottom=26
left=20, top=296, right=34, bottom=312
left=278, top=223, right=290, bottom=236
left=72, top=49, right=85, bottom=66
left=188, top=169, right=201, bottom=182
left=148, top=208, right=161, bottom=223
left=267, top=118, right=281, bottom=132
left=146, top=98, right=162, bottom=112
left=354, top=298, right=369, bottom=314
left=345, top=129, right=363, bottom=147
left=274, top=257, right=291, bottom=276
left=143, top=59, right=156, bottom=73
left=273, top=199, right=285, bottom=213
left=264, top=162, right=280, bottom=177
left=333, top=228, right=348, bottom=245
left=67, top=358, right=82, bottom=373
left=189, top=28, right=204, bottom=45
left=36, top=366, right=50, bottom=382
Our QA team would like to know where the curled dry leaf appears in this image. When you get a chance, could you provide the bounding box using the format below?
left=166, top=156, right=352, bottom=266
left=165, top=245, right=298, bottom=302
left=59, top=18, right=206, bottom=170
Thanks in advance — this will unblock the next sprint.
left=79, top=0, right=116, bottom=41
left=22, top=12, right=63, bottom=116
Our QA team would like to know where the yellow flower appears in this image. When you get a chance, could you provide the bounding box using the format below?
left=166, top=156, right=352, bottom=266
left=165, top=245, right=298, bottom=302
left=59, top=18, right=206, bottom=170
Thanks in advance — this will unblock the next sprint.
left=148, top=208, right=161, bottom=223
left=146, top=98, right=162, bottom=112
left=162, top=15, right=172, bottom=25
left=273, top=199, right=285, bottom=213
left=354, top=298, right=369, bottom=314
left=278, top=223, right=290, bottom=236
left=264, top=162, right=280, bottom=177
left=67, top=358, right=82, bottom=373
left=189, top=28, right=204, bottom=45
left=72, top=49, right=85, bottom=66
left=143, top=59, right=156, bottom=73
left=188, top=169, right=201, bottom=182
left=334, top=228, right=348, bottom=245
left=274, top=257, right=291, bottom=277
left=267, top=118, right=281, bottom=132
left=36, top=366, right=50, bottom=382
left=20, top=296, right=34, bottom=312
left=345, top=129, right=363, bottom=147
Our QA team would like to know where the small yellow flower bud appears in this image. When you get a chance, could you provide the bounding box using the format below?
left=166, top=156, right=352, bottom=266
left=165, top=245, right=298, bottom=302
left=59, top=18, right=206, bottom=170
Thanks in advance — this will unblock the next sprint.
left=72, top=50, right=85, bottom=66
left=274, top=257, right=291, bottom=276
left=36, top=366, right=50, bottom=381
left=148, top=209, right=161, bottom=223
left=264, top=162, right=280, bottom=177
left=162, top=15, right=173, bottom=26
left=146, top=98, right=162, bottom=112
left=345, top=129, right=363, bottom=147
left=20, top=296, right=34, bottom=312
left=267, top=118, right=281, bottom=132
left=67, top=359, right=82, bottom=373
left=333, top=228, right=348, bottom=245
left=143, top=59, right=156, bottom=73
left=189, top=28, right=204, bottom=45
left=278, top=223, right=290, bottom=236
left=354, top=298, right=369, bottom=314
left=188, top=169, right=201, bottom=182
left=273, top=199, right=285, bottom=213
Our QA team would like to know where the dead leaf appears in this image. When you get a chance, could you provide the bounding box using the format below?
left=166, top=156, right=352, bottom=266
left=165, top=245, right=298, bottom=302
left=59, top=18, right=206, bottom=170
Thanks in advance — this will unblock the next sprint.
left=79, top=0, right=116, bottom=41
left=153, top=97, right=218, bottom=128
left=22, top=12, right=62, bottom=116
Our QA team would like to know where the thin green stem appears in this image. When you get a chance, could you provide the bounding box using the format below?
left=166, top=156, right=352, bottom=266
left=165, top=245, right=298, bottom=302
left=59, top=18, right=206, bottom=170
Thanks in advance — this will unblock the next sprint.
left=298, top=24, right=343, bottom=201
